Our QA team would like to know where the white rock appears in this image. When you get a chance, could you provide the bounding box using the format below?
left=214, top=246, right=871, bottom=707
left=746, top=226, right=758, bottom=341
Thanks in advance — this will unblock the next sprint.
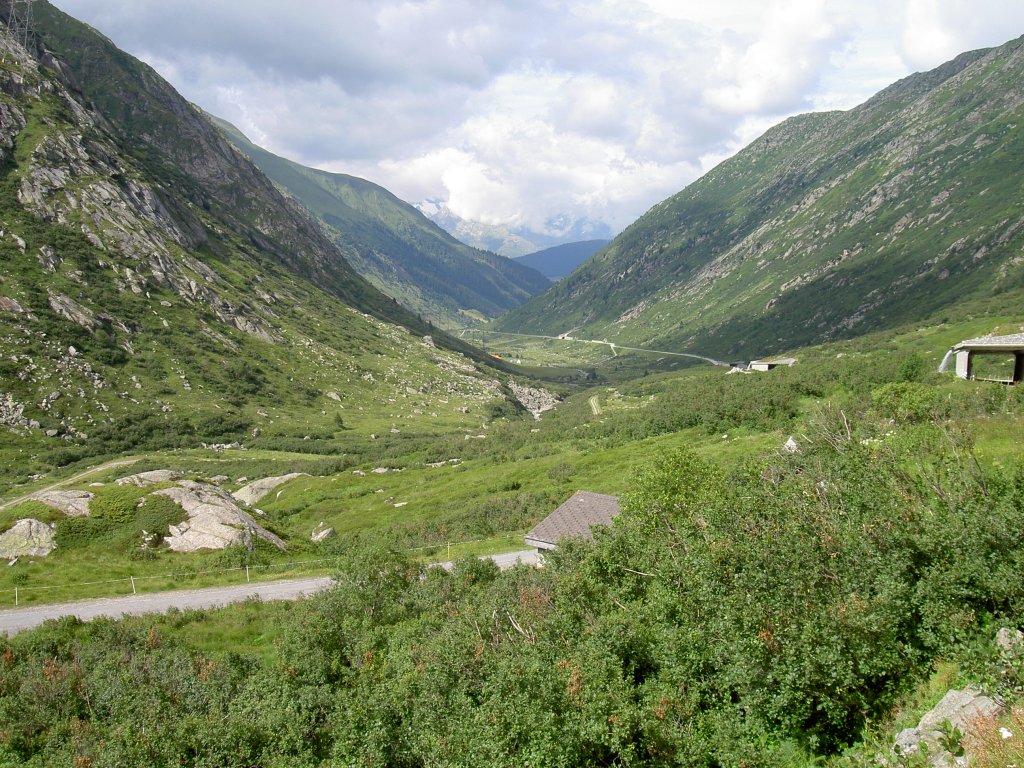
left=157, top=481, right=286, bottom=553
left=115, top=469, right=182, bottom=487
left=0, top=519, right=56, bottom=558
left=31, top=489, right=93, bottom=517
left=231, top=473, right=307, bottom=506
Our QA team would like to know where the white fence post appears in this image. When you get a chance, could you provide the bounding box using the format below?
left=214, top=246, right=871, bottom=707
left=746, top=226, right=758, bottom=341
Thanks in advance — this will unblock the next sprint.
left=130, top=576, right=136, bottom=595
left=246, top=565, right=250, bottom=583
left=14, top=587, right=17, bottom=606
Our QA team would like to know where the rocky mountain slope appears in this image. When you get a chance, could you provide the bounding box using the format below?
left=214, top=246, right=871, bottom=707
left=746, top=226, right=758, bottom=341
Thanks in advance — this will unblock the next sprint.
left=211, top=117, right=550, bottom=327
left=513, top=239, right=611, bottom=280
left=0, top=3, right=514, bottom=483
left=498, top=36, right=1024, bottom=359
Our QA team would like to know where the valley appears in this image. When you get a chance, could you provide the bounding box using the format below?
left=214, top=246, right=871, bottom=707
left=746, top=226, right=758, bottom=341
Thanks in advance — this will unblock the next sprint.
left=1, top=4, right=1023, bottom=766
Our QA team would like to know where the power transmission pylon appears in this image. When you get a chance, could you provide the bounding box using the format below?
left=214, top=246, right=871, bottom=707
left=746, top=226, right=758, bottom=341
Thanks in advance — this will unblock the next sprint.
left=5, top=0, right=35, bottom=50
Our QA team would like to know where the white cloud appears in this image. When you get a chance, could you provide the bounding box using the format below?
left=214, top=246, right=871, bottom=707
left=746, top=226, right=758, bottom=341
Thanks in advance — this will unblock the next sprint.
left=54, top=0, right=1024, bottom=236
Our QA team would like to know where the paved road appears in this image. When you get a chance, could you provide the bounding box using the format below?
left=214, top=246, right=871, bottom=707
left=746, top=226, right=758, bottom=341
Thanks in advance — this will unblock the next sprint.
left=0, top=550, right=541, bottom=636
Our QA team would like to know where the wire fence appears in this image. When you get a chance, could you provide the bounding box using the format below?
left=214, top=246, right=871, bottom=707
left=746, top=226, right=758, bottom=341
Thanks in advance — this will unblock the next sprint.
left=3, top=534, right=526, bottom=608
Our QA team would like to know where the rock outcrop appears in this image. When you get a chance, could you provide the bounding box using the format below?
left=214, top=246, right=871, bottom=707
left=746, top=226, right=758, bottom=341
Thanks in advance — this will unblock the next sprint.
left=0, top=519, right=56, bottom=558
left=894, top=687, right=1002, bottom=766
left=507, top=379, right=559, bottom=420
left=232, top=473, right=306, bottom=506
left=311, top=522, right=335, bottom=543
left=30, top=489, right=93, bottom=517
left=115, top=469, right=182, bottom=487
left=156, top=481, right=286, bottom=553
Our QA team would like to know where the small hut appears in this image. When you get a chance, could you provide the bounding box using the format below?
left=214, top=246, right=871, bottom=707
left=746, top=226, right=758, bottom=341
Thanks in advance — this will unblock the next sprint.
left=749, top=357, right=797, bottom=372
left=946, top=334, right=1024, bottom=384
left=524, top=491, right=620, bottom=551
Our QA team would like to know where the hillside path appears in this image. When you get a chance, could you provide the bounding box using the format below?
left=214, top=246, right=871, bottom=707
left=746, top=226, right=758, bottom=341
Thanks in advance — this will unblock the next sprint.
left=0, top=457, right=140, bottom=512
left=0, top=549, right=541, bottom=636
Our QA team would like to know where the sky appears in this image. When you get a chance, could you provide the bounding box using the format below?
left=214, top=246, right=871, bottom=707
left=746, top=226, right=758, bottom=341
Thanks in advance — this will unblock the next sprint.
left=55, top=0, right=1024, bottom=237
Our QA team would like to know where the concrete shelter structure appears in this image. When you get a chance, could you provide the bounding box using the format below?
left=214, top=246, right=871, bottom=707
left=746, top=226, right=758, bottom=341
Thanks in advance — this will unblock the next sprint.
left=524, top=491, right=620, bottom=551
left=749, top=357, right=797, bottom=372
left=949, top=333, right=1024, bottom=384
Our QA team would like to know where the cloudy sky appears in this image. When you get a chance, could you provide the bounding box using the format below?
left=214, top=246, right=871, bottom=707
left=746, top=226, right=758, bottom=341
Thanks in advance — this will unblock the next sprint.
left=56, top=0, right=1024, bottom=236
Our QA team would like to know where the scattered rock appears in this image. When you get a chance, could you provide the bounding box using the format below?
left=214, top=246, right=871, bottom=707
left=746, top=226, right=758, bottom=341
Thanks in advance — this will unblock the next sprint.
left=115, top=469, right=182, bottom=487
left=0, top=519, right=56, bottom=558
left=311, top=522, right=335, bottom=543
left=0, top=393, right=27, bottom=428
left=30, top=489, right=93, bottom=517
left=36, top=245, right=60, bottom=272
left=422, top=335, right=435, bottom=347
left=893, top=688, right=1002, bottom=766
left=507, top=379, right=559, bottom=420
left=209, top=475, right=229, bottom=485
left=326, top=391, right=341, bottom=401
left=997, top=627, right=1024, bottom=655
left=371, top=467, right=389, bottom=474
left=232, top=473, right=307, bottom=506
left=156, top=481, right=286, bottom=553
left=47, top=290, right=99, bottom=330
left=0, top=296, right=23, bottom=313
left=784, top=436, right=800, bottom=453
left=352, top=470, right=366, bottom=477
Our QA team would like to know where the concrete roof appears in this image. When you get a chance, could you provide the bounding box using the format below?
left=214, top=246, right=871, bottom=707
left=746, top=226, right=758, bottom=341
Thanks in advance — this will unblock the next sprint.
left=954, top=333, right=1024, bottom=352
left=524, top=491, right=620, bottom=550
left=750, top=357, right=797, bottom=366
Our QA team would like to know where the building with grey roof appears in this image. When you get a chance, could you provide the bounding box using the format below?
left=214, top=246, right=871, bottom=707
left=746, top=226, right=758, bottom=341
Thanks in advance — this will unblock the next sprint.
left=525, top=491, right=620, bottom=551
left=943, top=333, right=1024, bottom=383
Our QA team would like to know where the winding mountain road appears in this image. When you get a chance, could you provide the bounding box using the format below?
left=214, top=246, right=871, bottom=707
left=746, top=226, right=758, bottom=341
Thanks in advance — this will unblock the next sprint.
left=0, top=549, right=541, bottom=636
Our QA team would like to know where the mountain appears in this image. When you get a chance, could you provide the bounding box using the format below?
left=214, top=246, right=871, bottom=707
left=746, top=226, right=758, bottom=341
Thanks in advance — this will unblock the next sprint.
left=417, top=199, right=614, bottom=257
left=210, top=118, right=549, bottom=327
left=0, top=2, right=513, bottom=479
left=513, top=240, right=610, bottom=280
left=498, top=37, right=1024, bottom=359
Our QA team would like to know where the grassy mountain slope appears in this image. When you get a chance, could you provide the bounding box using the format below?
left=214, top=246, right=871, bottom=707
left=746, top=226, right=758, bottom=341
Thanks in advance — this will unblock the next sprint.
left=0, top=3, right=517, bottom=482
left=210, top=117, right=550, bottom=327
left=513, top=239, right=610, bottom=280
left=498, top=37, right=1024, bottom=359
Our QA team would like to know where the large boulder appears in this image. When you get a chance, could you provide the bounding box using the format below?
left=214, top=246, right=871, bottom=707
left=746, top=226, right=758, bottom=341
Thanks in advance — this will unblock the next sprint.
left=894, top=687, right=1002, bottom=766
left=0, top=519, right=56, bottom=558
left=155, top=481, right=286, bottom=553
left=115, top=469, right=182, bottom=487
left=232, top=473, right=306, bottom=506
left=30, top=489, right=94, bottom=517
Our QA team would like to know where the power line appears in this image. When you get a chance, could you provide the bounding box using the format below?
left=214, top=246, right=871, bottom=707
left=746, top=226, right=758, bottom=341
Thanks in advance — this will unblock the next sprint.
left=4, top=0, right=35, bottom=50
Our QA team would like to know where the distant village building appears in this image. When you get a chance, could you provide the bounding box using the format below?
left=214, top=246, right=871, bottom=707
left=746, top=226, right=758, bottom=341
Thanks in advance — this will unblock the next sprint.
left=945, top=333, right=1024, bottom=384
left=524, top=491, right=620, bottom=551
left=749, top=357, right=797, bottom=372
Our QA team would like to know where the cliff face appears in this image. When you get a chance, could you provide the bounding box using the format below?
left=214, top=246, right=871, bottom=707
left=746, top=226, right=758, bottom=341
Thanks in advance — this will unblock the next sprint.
left=499, top=37, right=1024, bottom=358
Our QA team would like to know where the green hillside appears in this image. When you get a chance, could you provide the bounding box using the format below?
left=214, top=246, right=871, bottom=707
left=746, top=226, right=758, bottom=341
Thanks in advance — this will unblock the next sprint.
left=498, top=37, right=1024, bottom=359
left=0, top=2, right=519, bottom=483
left=211, top=117, right=550, bottom=327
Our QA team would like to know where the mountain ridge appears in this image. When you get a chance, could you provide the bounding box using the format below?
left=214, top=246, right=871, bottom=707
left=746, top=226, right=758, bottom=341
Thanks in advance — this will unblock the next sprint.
left=210, top=116, right=550, bottom=327
left=497, top=36, right=1024, bottom=358
left=513, top=239, right=610, bottom=280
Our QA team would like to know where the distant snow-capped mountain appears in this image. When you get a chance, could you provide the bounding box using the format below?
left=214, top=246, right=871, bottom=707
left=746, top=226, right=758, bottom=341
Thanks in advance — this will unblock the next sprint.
left=417, top=200, right=613, bottom=257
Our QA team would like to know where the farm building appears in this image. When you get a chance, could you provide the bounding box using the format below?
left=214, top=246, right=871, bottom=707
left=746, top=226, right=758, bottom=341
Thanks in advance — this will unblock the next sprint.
left=945, top=333, right=1024, bottom=384
left=524, top=491, right=620, bottom=551
left=749, top=357, right=797, bottom=372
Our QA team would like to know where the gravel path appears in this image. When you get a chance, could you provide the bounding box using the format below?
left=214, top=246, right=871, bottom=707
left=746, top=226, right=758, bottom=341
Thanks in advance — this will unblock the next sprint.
left=0, top=549, right=541, bottom=636
left=0, top=457, right=140, bottom=511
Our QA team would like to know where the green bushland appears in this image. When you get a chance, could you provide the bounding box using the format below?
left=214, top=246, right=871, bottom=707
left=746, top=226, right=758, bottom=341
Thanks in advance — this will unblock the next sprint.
left=1, top=415, right=1022, bottom=765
